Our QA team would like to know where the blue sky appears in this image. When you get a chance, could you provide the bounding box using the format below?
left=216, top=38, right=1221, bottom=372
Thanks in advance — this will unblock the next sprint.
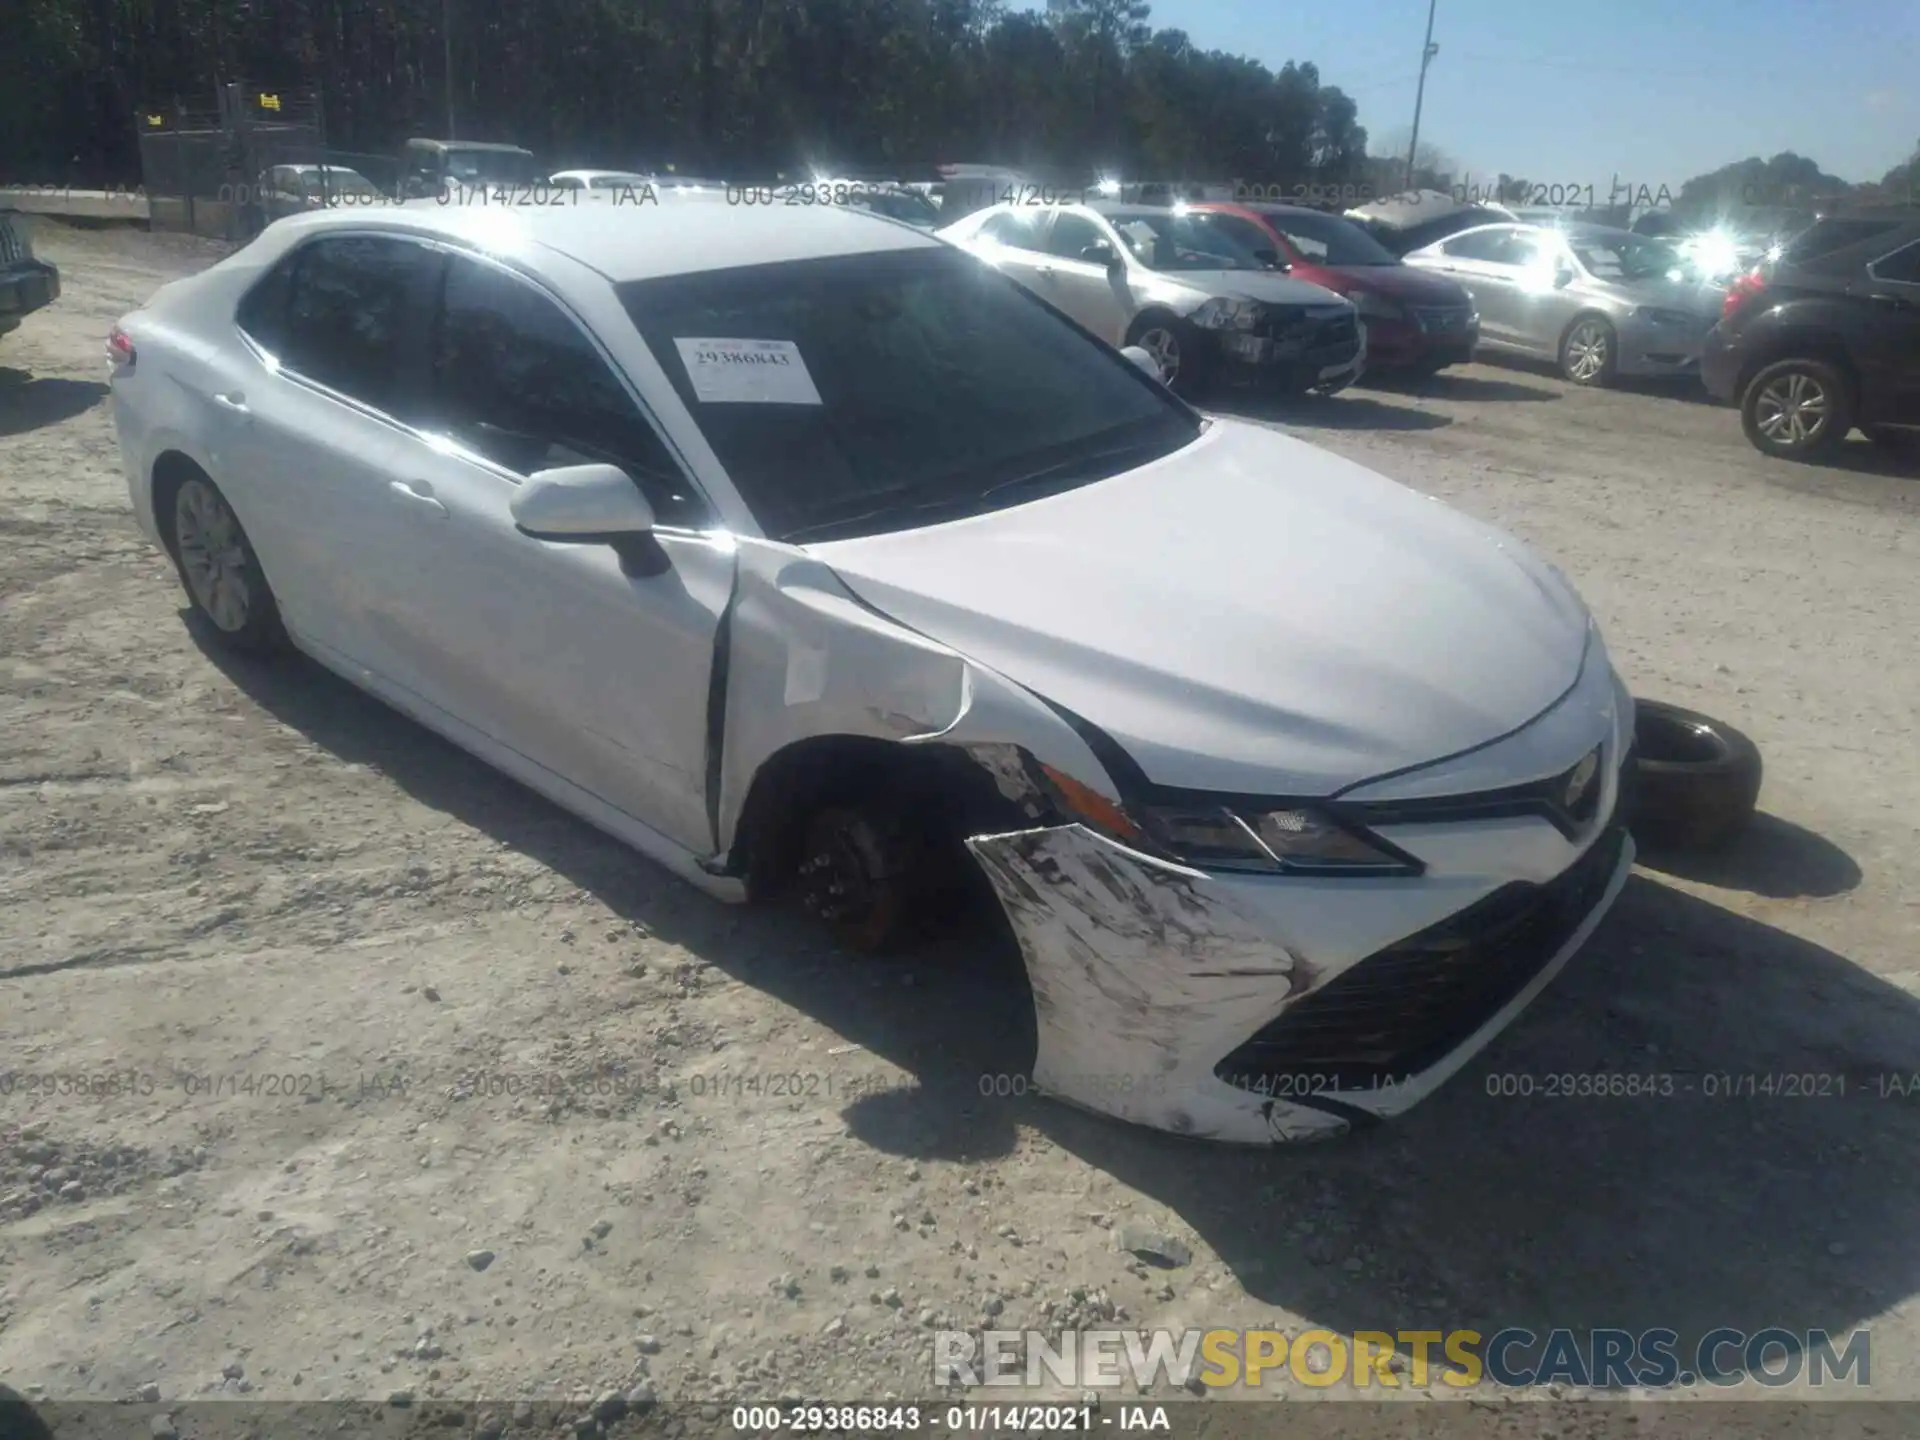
left=1131, top=0, right=1918, bottom=186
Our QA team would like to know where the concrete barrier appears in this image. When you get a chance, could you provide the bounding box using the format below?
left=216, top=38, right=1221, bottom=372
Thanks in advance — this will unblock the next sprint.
left=1, top=186, right=153, bottom=222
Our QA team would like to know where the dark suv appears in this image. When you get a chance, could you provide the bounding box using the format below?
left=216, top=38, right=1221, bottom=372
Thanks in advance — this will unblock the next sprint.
left=1701, top=208, right=1920, bottom=460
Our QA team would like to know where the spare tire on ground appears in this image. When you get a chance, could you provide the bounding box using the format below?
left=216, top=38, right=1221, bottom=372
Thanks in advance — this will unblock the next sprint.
left=1624, top=700, right=1763, bottom=852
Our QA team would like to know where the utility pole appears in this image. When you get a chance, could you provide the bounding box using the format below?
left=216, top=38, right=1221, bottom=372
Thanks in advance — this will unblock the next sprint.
left=443, top=0, right=457, bottom=138
left=1404, top=0, right=1439, bottom=191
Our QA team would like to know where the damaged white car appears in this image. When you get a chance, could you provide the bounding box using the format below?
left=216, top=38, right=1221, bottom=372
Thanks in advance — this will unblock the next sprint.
left=109, top=202, right=1635, bottom=1145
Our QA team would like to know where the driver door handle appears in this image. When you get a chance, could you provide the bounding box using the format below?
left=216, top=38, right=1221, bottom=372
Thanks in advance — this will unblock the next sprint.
left=389, top=479, right=449, bottom=517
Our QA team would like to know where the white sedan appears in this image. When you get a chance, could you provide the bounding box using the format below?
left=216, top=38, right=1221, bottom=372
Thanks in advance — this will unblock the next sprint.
left=108, top=201, right=1634, bottom=1144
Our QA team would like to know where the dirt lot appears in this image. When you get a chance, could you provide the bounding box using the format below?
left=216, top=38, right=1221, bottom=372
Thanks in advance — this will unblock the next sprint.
left=3, top=222, right=1919, bottom=1426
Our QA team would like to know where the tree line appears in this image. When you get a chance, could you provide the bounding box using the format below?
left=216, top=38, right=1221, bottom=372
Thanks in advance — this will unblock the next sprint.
left=1, top=0, right=1377, bottom=190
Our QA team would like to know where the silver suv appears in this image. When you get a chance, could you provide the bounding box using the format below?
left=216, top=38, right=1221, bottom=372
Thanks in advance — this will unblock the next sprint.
left=941, top=201, right=1362, bottom=398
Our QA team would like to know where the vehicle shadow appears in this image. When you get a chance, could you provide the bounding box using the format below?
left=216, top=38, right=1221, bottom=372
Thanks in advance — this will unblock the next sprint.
left=1210, top=389, right=1452, bottom=432
left=1637, top=812, right=1863, bottom=899
left=192, top=630, right=1920, bottom=1382
left=1362, top=369, right=1561, bottom=403
left=0, top=370, right=109, bottom=436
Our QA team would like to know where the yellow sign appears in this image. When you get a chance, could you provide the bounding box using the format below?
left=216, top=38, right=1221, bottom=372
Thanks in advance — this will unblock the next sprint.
left=259, top=93, right=281, bottom=112
left=147, top=114, right=164, bottom=127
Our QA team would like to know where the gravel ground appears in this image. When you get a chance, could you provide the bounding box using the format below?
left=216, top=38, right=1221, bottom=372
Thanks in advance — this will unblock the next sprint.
left=2, top=222, right=1918, bottom=1429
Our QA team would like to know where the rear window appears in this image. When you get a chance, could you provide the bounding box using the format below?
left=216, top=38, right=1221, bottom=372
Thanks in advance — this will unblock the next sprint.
left=617, top=247, right=1198, bottom=542
left=1782, top=218, right=1907, bottom=272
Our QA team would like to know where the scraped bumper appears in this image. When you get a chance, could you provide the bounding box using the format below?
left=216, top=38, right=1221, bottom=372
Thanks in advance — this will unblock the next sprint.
left=964, top=818, right=1633, bottom=1145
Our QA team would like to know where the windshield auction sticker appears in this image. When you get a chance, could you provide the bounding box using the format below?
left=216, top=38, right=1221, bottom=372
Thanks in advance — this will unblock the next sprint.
left=673, top=337, right=823, bottom=405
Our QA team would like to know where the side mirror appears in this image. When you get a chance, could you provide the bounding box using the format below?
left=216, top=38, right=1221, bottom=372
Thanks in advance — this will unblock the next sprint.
left=1252, top=247, right=1288, bottom=270
left=1082, top=241, right=1118, bottom=268
left=1120, top=345, right=1165, bottom=383
left=512, top=463, right=656, bottom=542
left=1552, top=264, right=1575, bottom=289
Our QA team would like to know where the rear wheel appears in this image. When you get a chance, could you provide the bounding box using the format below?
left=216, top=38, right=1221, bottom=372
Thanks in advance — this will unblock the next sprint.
left=1740, top=358, right=1854, bottom=460
left=166, top=474, right=288, bottom=653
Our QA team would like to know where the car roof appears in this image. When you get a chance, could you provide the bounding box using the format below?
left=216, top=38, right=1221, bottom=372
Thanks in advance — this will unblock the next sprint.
left=1219, top=201, right=1346, bottom=221
left=278, top=200, right=942, bottom=282
left=1086, top=202, right=1199, bottom=220
left=407, top=139, right=534, bottom=155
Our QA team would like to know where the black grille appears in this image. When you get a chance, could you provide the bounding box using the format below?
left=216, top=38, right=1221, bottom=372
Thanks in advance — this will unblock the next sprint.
left=0, top=219, right=21, bottom=266
left=1317, top=314, right=1358, bottom=348
left=1255, top=311, right=1357, bottom=349
left=1214, top=824, right=1626, bottom=1094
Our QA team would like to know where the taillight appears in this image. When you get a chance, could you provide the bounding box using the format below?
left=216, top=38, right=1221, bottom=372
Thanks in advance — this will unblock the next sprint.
left=107, top=325, right=136, bottom=370
left=1721, top=269, right=1767, bottom=321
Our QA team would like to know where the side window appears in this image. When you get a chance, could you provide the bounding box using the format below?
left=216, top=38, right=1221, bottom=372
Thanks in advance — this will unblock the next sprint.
left=1869, top=239, right=1920, bottom=285
left=1043, top=212, right=1111, bottom=261
left=977, top=210, right=1040, bottom=249
left=1442, top=228, right=1519, bottom=264
left=276, top=235, right=437, bottom=413
left=236, top=250, right=296, bottom=353
left=429, top=254, right=704, bottom=525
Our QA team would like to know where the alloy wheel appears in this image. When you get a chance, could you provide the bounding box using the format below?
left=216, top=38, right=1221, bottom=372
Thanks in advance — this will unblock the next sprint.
left=1753, top=370, right=1831, bottom=449
left=1137, top=327, right=1182, bottom=386
left=174, top=478, right=253, bottom=633
left=1564, top=322, right=1610, bottom=383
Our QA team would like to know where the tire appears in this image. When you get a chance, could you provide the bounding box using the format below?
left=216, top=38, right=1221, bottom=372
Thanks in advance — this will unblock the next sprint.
left=1624, top=700, right=1762, bottom=853
left=795, top=803, right=926, bottom=954
left=163, top=473, right=288, bottom=654
left=1558, top=314, right=1617, bottom=387
left=1740, top=358, right=1854, bottom=460
left=1126, top=313, right=1212, bottom=400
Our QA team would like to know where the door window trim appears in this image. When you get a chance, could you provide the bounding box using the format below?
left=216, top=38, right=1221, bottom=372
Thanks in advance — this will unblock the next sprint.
left=1866, top=237, right=1920, bottom=287
left=231, top=228, right=719, bottom=535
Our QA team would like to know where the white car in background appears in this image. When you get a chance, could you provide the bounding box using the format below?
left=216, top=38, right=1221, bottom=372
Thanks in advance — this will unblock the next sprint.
left=941, top=201, right=1365, bottom=398
left=107, top=202, right=1632, bottom=1145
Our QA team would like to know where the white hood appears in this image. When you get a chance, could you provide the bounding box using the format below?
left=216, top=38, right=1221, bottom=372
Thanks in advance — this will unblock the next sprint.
left=807, top=420, right=1590, bottom=796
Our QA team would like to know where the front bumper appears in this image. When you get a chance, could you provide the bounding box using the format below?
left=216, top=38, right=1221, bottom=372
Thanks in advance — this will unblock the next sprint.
left=1698, top=326, right=1741, bottom=403
left=1359, top=311, right=1479, bottom=370
left=0, top=259, right=61, bottom=327
left=1215, top=321, right=1365, bottom=393
left=1615, top=318, right=1711, bottom=379
left=965, top=660, right=1635, bottom=1145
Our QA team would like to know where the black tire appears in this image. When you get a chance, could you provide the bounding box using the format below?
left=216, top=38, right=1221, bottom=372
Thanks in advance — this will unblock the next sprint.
left=1625, top=700, right=1762, bottom=853
left=162, top=472, right=288, bottom=654
left=795, top=803, right=927, bottom=954
left=1739, top=358, right=1854, bottom=460
left=1126, top=313, right=1212, bottom=400
left=1558, top=314, right=1618, bottom=387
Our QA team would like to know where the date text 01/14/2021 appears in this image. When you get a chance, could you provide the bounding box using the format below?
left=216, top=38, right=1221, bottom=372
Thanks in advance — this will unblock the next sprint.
left=728, top=1404, right=1172, bottom=1432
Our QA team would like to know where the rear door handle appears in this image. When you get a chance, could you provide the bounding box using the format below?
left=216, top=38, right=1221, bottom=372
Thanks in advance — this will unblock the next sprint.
left=1034, top=263, right=1056, bottom=277
left=210, top=390, right=250, bottom=422
left=388, top=479, right=449, bottom=517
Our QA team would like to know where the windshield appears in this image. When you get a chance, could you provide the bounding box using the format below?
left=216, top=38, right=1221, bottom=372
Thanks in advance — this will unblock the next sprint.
left=855, top=190, right=942, bottom=227
left=443, top=149, right=543, bottom=184
left=1107, top=211, right=1273, bottom=272
left=1255, top=209, right=1399, bottom=266
left=1566, top=232, right=1686, bottom=282
left=618, top=247, right=1199, bottom=542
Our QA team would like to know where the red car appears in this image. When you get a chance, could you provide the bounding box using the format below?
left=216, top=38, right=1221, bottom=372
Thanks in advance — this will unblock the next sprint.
left=1190, top=202, right=1481, bottom=375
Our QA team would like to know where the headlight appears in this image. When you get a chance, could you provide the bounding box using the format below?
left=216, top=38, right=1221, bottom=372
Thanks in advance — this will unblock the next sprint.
left=1189, top=297, right=1261, bottom=331
left=1350, top=291, right=1402, bottom=321
left=1036, top=766, right=1420, bottom=876
left=1634, top=306, right=1697, bottom=327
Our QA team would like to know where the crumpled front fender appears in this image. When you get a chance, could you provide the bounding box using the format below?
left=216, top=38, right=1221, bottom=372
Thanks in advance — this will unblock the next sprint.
left=964, top=823, right=1350, bottom=1144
